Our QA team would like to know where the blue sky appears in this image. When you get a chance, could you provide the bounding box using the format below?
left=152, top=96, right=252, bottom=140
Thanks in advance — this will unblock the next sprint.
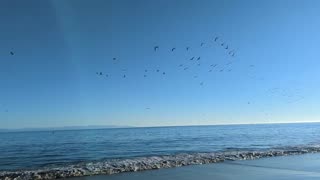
left=1, top=0, right=320, bottom=128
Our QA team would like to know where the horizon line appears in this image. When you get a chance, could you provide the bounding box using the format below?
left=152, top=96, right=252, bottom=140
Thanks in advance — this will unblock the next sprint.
left=1, top=121, right=320, bottom=131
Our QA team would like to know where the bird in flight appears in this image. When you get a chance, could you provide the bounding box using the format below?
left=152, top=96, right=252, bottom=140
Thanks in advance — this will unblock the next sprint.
left=113, top=57, right=117, bottom=61
left=186, top=47, right=190, bottom=51
left=214, top=37, right=219, bottom=42
left=10, top=51, right=14, bottom=56
left=99, top=72, right=103, bottom=75
left=154, top=46, right=159, bottom=51
left=190, top=57, right=195, bottom=60
left=225, top=45, right=229, bottom=50
left=171, top=48, right=176, bottom=52
left=197, top=57, right=201, bottom=61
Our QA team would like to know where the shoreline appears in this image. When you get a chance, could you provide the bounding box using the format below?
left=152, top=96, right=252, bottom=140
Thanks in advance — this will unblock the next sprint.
left=70, top=153, right=320, bottom=180
left=2, top=146, right=320, bottom=180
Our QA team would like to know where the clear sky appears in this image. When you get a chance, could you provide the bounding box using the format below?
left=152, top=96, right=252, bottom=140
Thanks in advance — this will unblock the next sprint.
left=1, top=0, right=320, bottom=128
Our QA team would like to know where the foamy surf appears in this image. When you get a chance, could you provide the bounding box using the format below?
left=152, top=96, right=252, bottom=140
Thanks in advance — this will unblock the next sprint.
left=1, top=145, right=320, bottom=180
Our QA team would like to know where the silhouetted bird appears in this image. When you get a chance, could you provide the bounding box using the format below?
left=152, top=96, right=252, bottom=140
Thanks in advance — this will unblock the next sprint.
left=99, top=72, right=103, bottom=75
left=10, top=51, right=14, bottom=56
left=225, top=46, right=229, bottom=50
left=171, top=48, right=176, bottom=52
left=190, top=57, right=195, bottom=60
left=221, top=43, right=225, bottom=47
left=214, top=37, right=219, bottom=42
left=113, top=57, right=116, bottom=61
left=154, top=46, right=159, bottom=51
left=197, top=57, right=201, bottom=61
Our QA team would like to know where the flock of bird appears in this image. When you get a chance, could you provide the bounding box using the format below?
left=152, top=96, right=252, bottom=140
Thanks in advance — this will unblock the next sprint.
left=1, top=36, right=305, bottom=115
left=95, top=36, right=237, bottom=86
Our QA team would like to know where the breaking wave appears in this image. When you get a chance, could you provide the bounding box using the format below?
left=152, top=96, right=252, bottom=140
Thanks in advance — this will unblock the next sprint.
left=2, top=145, right=320, bottom=180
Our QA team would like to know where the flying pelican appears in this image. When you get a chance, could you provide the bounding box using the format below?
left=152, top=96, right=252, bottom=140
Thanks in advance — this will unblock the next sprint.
left=190, top=57, right=195, bottom=60
left=171, top=48, right=176, bottom=52
left=197, top=57, right=201, bottom=61
left=154, top=46, right=159, bottom=51
left=214, top=37, right=219, bottom=42
left=225, top=45, right=229, bottom=50
left=10, top=51, right=14, bottom=56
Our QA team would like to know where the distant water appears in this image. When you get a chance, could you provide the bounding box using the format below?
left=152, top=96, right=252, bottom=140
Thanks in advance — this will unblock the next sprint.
left=1, top=123, right=320, bottom=172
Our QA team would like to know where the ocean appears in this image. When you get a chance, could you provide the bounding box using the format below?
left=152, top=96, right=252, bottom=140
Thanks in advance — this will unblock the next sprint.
left=1, top=123, right=320, bottom=179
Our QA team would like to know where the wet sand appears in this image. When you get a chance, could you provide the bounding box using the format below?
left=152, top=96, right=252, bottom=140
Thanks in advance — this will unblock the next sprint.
left=70, top=153, right=320, bottom=180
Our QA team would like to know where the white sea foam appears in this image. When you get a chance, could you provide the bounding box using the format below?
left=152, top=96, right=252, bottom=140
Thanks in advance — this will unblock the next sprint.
left=1, top=145, right=320, bottom=180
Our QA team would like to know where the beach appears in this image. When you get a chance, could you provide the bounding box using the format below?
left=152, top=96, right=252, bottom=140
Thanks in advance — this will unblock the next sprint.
left=70, top=153, right=320, bottom=180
